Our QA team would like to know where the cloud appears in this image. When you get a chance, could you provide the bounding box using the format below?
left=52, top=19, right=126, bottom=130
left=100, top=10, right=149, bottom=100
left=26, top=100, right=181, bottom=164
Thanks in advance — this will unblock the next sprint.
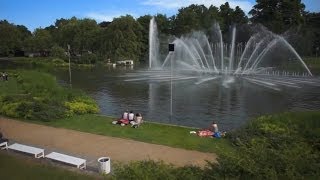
left=141, top=0, right=254, bottom=13
left=86, top=12, right=137, bottom=22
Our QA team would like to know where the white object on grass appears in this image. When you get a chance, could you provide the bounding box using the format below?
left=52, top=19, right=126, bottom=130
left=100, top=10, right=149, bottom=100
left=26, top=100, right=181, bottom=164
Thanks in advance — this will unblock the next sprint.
left=45, top=152, right=86, bottom=169
left=8, top=143, right=44, bottom=158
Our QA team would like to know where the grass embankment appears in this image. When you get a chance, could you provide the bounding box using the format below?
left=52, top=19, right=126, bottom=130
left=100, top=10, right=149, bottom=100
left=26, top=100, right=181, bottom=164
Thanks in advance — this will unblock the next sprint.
left=0, top=152, right=97, bottom=180
left=0, top=70, right=98, bottom=121
left=30, top=114, right=233, bottom=154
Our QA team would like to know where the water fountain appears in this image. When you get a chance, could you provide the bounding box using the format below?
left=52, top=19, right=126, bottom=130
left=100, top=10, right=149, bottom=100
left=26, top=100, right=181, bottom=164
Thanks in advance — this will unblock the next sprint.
left=116, top=17, right=320, bottom=128
left=125, top=18, right=319, bottom=92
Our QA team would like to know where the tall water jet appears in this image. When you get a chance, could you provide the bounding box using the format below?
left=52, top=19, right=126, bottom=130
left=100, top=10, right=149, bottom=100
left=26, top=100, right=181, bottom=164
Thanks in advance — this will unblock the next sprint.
left=229, top=26, right=236, bottom=73
left=149, top=17, right=160, bottom=69
left=216, top=23, right=224, bottom=73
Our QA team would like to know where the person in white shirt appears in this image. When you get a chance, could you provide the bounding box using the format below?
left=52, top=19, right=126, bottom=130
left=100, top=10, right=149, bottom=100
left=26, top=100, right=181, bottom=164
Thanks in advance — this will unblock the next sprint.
left=128, top=111, right=135, bottom=122
left=122, top=110, right=129, bottom=120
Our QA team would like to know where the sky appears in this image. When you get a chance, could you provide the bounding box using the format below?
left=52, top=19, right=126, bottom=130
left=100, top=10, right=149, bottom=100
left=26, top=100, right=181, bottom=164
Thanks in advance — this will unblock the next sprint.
left=0, top=0, right=319, bottom=32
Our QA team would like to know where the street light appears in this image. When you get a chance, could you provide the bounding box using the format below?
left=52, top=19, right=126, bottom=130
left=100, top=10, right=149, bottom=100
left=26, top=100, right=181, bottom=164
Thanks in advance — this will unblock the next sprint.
left=67, top=44, right=72, bottom=88
left=169, top=43, right=174, bottom=121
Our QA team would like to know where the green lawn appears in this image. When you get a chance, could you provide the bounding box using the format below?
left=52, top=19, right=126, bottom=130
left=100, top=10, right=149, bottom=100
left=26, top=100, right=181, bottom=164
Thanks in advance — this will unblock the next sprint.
left=0, top=152, right=99, bottom=180
left=20, top=114, right=233, bottom=155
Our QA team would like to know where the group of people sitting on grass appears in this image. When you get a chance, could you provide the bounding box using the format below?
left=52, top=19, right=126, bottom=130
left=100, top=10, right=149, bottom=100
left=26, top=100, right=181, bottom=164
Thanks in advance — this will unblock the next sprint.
left=112, top=110, right=143, bottom=128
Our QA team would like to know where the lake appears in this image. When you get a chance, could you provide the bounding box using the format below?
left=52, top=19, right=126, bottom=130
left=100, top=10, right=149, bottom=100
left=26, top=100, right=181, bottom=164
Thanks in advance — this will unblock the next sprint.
left=53, top=65, right=320, bottom=130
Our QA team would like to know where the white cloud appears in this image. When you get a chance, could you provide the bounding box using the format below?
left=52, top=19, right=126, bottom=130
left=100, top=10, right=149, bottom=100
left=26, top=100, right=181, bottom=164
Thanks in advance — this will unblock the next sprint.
left=86, top=12, right=137, bottom=22
left=141, top=0, right=254, bottom=13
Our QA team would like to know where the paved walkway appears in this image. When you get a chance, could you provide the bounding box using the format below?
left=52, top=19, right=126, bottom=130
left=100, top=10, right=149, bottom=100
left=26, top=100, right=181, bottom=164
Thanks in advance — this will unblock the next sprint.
left=0, top=118, right=217, bottom=168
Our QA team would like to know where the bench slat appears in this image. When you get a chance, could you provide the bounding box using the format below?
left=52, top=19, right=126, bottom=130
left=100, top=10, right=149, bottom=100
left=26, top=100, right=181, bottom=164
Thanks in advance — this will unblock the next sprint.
left=8, top=143, right=44, bottom=158
left=45, top=152, right=86, bottom=169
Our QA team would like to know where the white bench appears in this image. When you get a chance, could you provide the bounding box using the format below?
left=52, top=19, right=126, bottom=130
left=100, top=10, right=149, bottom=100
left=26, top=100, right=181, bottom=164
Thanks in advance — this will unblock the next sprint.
left=0, top=141, right=8, bottom=150
left=8, top=143, right=44, bottom=158
left=45, top=152, right=86, bottom=169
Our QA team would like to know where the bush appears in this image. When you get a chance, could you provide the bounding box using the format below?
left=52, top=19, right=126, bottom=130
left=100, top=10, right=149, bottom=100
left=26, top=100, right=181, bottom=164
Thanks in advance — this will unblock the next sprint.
left=0, top=70, right=99, bottom=121
left=79, top=53, right=98, bottom=64
left=50, top=45, right=67, bottom=60
left=210, top=112, right=320, bottom=179
left=112, top=160, right=204, bottom=180
left=64, top=98, right=99, bottom=116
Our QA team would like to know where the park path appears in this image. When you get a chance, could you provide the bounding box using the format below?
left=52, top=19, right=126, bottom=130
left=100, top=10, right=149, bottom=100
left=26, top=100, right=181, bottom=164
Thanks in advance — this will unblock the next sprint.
left=0, top=117, right=217, bottom=168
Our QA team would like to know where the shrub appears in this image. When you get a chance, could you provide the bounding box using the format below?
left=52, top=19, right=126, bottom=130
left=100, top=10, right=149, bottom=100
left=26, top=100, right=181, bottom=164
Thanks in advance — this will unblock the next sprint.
left=64, top=98, right=99, bottom=116
left=0, top=70, right=99, bottom=121
left=50, top=45, right=67, bottom=60
left=79, top=53, right=97, bottom=64
left=212, top=112, right=320, bottom=179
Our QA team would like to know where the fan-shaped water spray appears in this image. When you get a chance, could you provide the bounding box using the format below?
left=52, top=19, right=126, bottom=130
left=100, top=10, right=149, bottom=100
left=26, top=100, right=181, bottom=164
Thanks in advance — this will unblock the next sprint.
left=126, top=18, right=318, bottom=92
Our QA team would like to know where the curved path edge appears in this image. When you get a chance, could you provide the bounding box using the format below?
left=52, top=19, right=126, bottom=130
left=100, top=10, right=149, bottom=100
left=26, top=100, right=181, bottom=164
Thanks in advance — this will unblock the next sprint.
left=0, top=117, right=217, bottom=167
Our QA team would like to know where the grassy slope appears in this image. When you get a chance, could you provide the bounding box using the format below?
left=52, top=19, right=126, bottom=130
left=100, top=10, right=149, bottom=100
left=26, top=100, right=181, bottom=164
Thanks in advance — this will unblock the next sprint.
left=0, top=152, right=97, bottom=180
left=29, top=114, right=233, bottom=155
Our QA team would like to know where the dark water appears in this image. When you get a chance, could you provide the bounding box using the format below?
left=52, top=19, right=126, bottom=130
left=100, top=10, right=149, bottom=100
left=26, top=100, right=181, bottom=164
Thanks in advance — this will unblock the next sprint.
left=51, top=66, right=320, bottom=131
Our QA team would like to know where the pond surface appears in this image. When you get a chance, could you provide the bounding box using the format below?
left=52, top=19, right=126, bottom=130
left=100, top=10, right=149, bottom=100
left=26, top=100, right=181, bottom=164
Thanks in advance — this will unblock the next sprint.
left=52, top=65, right=320, bottom=130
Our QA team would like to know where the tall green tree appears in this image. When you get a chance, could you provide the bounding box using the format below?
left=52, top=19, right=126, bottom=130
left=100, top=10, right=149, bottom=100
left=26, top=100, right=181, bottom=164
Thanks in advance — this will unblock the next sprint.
left=31, top=28, right=53, bottom=54
left=137, top=15, right=152, bottom=62
left=104, top=15, right=144, bottom=62
left=173, top=4, right=208, bottom=35
left=249, top=0, right=305, bottom=33
left=0, top=20, right=31, bottom=56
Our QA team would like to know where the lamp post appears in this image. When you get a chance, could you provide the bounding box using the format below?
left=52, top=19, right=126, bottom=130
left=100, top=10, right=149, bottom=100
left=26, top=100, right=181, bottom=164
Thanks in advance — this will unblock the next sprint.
left=67, top=44, right=72, bottom=88
left=168, top=43, right=174, bottom=121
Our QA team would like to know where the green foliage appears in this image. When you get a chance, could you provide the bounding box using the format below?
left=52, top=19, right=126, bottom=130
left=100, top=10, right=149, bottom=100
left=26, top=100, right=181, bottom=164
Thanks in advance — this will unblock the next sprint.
left=102, top=15, right=144, bottom=62
left=211, top=112, right=320, bottom=179
left=0, top=70, right=99, bottom=121
left=0, top=20, right=31, bottom=56
left=1, top=1, right=319, bottom=60
left=0, top=152, right=97, bottom=180
left=65, top=97, right=99, bottom=116
left=112, top=160, right=204, bottom=180
left=79, top=52, right=98, bottom=64
left=249, top=0, right=305, bottom=33
left=31, top=28, right=53, bottom=52
left=50, top=45, right=66, bottom=60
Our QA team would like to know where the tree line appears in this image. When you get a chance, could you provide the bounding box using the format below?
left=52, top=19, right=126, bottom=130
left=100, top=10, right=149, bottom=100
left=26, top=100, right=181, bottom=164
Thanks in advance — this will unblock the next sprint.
left=0, top=0, right=319, bottom=64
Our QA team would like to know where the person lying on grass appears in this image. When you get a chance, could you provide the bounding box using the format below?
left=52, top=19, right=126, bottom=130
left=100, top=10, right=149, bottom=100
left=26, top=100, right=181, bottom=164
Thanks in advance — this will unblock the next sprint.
left=191, top=121, right=226, bottom=138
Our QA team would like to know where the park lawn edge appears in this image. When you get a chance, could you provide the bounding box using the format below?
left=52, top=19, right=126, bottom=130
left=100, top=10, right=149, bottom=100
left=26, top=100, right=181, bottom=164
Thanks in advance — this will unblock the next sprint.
left=1, top=114, right=234, bottom=155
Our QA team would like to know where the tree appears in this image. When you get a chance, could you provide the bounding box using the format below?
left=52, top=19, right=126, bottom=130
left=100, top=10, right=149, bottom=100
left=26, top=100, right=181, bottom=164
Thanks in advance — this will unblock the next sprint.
left=32, top=28, right=53, bottom=55
left=0, top=20, right=30, bottom=56
left=98, top=21, right=111, bottom=28
left=249, top=0, right=305, bottom=33
left=173, top=4, right=208, bottom=35
left=155, top=14, right=171, bottom=34
left=104, top=15, right=144, bottom=62
left=50, top=45, right=66, bottom=60
left=232, top=6, right=248, bottom=25
left=137, top=15, right=152, bottom=62
left=202, top=5, right=221, bottom=30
